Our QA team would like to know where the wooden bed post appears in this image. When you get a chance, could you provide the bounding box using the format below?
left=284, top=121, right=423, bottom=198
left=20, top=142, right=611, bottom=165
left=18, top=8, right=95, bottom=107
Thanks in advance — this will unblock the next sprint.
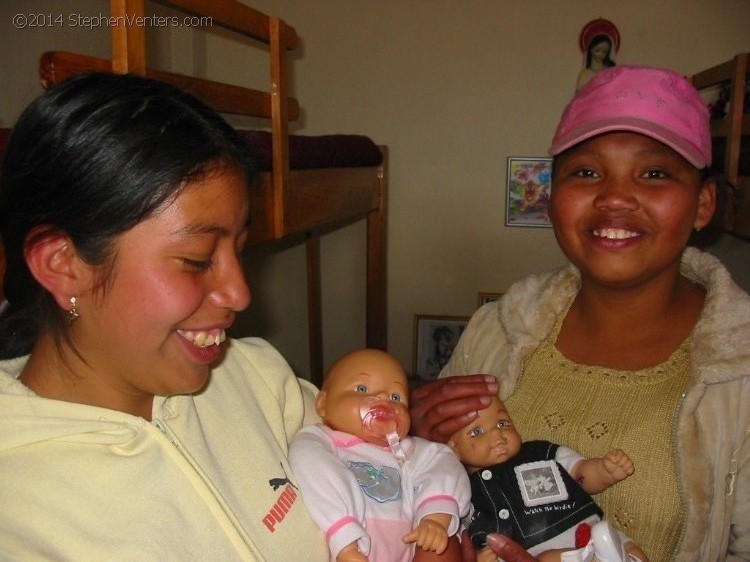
left=366, top=147, right=388, bottom=352
left=270, top=14, right=328, bottom=383
left=110, top=0, right=147, bottom=75
left=269, top=16, right=291, bottom=239
left=306, top=235, right=324, bottom=387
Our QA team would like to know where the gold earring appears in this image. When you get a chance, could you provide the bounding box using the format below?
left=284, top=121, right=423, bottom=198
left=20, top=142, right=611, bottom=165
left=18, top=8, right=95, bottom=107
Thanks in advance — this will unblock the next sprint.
left=68, top=296, right=80, bottom=325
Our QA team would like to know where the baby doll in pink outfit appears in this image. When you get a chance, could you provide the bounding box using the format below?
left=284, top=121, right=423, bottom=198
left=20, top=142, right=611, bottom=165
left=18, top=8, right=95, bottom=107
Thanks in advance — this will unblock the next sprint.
left=290, top=349, right=471, bottom=562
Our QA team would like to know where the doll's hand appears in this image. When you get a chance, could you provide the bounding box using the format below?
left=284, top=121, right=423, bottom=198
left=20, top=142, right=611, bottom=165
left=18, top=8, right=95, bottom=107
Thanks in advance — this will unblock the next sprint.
left=403, top=514, right=450, bottom=554
left=602, top=449, right=634, bottom=484
left=336, top=542, right=369, bottom=562
left=409, top=375, right=498, bottom=443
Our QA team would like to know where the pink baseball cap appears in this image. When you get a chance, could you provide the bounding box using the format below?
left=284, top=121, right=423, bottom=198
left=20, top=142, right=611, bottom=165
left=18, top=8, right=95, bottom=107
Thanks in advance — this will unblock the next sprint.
left=549, top=65, right=711, bottom=168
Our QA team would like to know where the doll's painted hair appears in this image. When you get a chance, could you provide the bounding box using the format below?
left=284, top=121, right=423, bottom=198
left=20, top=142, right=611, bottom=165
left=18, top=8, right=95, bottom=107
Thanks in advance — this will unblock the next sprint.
left=585, top=34, right=616, bottom=69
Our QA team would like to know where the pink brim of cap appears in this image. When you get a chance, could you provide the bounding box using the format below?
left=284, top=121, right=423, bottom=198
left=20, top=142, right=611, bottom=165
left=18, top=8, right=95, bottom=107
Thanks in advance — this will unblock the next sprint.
left=548, top=65, right=711, bottom=169
left=550, top=116, right=708, bottom=169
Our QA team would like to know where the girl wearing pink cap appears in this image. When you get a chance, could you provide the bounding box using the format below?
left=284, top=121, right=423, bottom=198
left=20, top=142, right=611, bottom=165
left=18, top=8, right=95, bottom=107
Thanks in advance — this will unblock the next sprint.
left=410, top=66, right=750, bottom=562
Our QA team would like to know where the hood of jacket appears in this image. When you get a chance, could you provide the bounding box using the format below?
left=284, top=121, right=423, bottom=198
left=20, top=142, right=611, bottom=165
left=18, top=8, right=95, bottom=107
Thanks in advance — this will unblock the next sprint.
left=0, top=355, right=150, bottom=452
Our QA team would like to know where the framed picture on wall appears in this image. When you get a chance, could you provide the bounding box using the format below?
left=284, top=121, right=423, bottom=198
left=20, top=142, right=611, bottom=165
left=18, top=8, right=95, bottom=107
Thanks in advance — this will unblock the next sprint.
left=477, top=292, right=504, bottom=307
left=505, top=156, right=553, bottom=227
left=413, top=315, right=469, bottom=380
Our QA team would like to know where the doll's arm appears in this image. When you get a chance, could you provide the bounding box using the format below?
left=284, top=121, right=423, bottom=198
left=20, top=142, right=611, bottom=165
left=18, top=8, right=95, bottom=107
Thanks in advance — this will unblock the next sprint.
left=410, top=439, right=473, bottom=537
left=403, top=513, right=451, bottom=554
left=570, top=448, right=634, bottom=495
left=289, top=426, right=370, bottom=559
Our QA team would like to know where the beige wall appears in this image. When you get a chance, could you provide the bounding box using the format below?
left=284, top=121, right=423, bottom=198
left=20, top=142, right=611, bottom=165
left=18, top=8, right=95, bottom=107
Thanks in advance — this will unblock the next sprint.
left=2, top=0, right=749, bottom=379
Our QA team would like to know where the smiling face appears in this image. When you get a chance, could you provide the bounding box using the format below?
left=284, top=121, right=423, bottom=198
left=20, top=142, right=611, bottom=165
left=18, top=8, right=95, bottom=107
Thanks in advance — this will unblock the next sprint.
left=72, top=167, right=251, bottom=417
left=549, top=132, right=715, bottom=290
left=448, top=396, right=522, bottom=473
left=316, top=349, right=411, bottom=443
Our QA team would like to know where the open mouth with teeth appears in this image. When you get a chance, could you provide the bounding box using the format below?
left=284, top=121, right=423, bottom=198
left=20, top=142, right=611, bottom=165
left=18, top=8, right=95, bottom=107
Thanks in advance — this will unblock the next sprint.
left=177, top=329, right=227, bottom=348
left=592, top=228, right=641, bottom=240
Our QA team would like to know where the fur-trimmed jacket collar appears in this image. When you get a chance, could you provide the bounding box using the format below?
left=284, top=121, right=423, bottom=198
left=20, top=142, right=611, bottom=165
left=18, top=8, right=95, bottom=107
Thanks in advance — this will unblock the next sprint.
left=444, top=248, right=750, bottom=560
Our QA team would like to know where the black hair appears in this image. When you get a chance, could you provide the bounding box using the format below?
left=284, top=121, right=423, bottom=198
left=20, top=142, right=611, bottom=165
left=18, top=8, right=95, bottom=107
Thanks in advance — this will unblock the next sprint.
left=432, top=325, right=455, bottom=343
left=585, top=34, right=616, bottom=69
left=0, top=72, right=256, bottom=358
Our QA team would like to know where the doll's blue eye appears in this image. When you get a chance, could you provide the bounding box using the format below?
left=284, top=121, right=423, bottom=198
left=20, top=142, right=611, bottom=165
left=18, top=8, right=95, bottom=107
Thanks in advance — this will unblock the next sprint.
left=497, top=420, right=512, bottom=429
left=468, top=427, right=484, bottom=438
left=355, top=385, right=368, bottom=393
left=390, top=393, right=402, bottom=402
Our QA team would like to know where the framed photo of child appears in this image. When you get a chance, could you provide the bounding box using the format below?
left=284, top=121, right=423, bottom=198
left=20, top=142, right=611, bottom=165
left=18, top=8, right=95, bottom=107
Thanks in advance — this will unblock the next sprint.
left=413, top=315, right=469, bottom=380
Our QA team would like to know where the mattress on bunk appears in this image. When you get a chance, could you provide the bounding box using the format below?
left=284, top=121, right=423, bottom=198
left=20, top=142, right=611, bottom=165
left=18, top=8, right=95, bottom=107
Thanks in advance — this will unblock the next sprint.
left=0, top=128, right=382, bottom=172
left=238, top=130, right=383, bottom=171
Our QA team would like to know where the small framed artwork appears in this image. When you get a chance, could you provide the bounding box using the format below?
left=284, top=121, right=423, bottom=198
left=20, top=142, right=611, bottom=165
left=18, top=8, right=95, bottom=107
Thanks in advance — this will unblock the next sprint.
left=413, top=315, right=469, bottom=380
left=477, top=292, right=504, bottom=308
left=505, top=157, right=553, bottom=227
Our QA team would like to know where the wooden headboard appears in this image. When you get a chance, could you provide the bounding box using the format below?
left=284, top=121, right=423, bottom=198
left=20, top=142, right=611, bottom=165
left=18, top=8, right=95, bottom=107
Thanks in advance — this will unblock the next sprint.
left=1, top=0, right=388, bottom=384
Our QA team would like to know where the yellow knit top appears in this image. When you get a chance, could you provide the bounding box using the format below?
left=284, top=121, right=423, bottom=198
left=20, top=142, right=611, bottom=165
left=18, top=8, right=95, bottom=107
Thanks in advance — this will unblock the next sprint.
left=505, top=313, right=692, bottom=562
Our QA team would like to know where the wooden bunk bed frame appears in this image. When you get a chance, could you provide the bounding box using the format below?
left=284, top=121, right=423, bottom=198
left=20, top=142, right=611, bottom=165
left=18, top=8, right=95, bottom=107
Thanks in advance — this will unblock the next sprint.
left=2, top=0, right=388, bottom=386
left=690, top=53, right=750, bottom=238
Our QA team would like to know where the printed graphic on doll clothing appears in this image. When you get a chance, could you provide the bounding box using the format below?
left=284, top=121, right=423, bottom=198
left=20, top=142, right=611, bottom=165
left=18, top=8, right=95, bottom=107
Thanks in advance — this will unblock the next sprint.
left=515, top=459, right=569, bottom=507
left=468, top=441, right=603, bottom=550
left=347, top=461, right=402, bottom=503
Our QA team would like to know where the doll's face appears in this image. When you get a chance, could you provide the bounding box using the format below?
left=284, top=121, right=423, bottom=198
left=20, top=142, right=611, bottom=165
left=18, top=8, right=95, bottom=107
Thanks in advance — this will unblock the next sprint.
left=316, top=349, right=411, bottom=444
left=448, top=396, right=522, bottom=473
left=590, top=40, right=610, bottom=62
